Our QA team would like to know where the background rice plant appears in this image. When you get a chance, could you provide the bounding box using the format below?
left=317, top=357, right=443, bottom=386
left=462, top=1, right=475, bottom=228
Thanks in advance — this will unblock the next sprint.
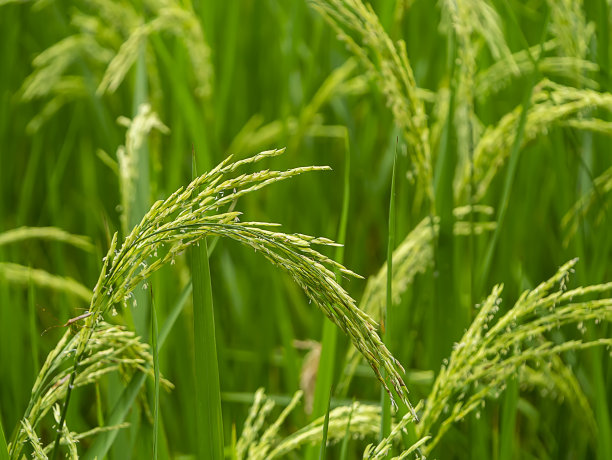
left=0, top=0, right=611, bottom=458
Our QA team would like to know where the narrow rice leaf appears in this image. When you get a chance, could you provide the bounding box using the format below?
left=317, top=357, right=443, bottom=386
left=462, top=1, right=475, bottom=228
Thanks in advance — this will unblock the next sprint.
left=0, top=414, right=8, bottom=460
left=318, top=388, right=332, bottom=460
left=27, top=277, right=39, bottom=373
left=83, top=374, right=147, bottom=460
left=590, top=346, right=612, bottom=459
left=381, top=146, right=397, bottom=447
left=338, top=400, right=355, bottom=460
left=159, top=282, right=193, bottom=346
left=499, top=376, right=519, bottom=460
left=151, top=287, right=160, bottom=460
left=190, top=154, right=224, bottom=459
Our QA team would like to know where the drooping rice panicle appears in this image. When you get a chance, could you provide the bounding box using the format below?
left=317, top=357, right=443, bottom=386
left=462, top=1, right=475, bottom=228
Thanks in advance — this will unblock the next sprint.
left=417, top=259, right=612, bottom=454
left=41, top=149, right=418, bottom=453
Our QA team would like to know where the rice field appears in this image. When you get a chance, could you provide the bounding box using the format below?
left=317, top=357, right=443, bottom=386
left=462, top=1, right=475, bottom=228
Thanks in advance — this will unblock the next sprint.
left=0, top=0, right=610, bottom=459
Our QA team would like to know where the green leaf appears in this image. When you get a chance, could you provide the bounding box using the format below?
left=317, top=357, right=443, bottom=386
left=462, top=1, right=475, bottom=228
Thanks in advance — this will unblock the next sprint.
left=151, top=288, right=160, bottom=460
left=0, top=413, right=8, bottom=460
left=190, top=155, right=224, bottom=459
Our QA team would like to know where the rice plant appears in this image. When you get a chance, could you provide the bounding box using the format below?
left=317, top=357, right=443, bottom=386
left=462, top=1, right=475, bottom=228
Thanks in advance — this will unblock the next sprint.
left=1, top=0, right=610, bottom=458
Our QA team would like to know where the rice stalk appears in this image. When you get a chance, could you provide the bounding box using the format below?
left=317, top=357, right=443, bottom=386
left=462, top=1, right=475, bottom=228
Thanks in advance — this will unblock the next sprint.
left=318, top=388, right=332, bottom=459
left=476, top=16, right=548, bottom=300
left=439, top=0, right=514, bottom=181
left=150, top=288, right=160, bottom=460
left=432, top=10, right=461, bottom=371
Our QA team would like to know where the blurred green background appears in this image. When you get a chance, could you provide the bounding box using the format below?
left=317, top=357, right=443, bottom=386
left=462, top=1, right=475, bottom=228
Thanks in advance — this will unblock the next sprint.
left=0, top=0, right=610, bottom=458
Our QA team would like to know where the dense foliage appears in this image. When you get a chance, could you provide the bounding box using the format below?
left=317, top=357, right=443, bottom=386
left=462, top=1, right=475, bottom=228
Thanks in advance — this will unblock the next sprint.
left=0, top=0, right=610, bottom=459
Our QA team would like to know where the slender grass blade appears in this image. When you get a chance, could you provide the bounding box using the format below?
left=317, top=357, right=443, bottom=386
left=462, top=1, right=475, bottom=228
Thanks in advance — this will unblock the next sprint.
left=381, top=144, right=397, bottom=451
left=151, top=288, right=160, bottom=460
left=318, top=388, right=332, bottom=460
left=0, top=415, right=8, bottom=460
left=190, top=154, right=224, bottom=459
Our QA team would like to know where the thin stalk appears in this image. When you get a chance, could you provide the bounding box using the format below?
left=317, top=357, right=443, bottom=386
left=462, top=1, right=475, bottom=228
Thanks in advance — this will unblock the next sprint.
left=95, top=383, right=104, bottom=428
left=190, top=154, right=224, bottom=459
left=129, top=41, right=151, bottom=340
left=381, top=145, right=397, bottom=448
left=339, top=400, right=355, bottom=460
left=590, top=346, right=612, bottom=460
left=0, top=414, right=7, bottom=460
left=318, top=388, right=333, bottom=460
left=50, top=349, right=81, bottom=460
left=498, top=376, right=519, bottom=460
left=151, top=288, right=160, bottom=460
left=27, top=276, right=39, bottom=372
